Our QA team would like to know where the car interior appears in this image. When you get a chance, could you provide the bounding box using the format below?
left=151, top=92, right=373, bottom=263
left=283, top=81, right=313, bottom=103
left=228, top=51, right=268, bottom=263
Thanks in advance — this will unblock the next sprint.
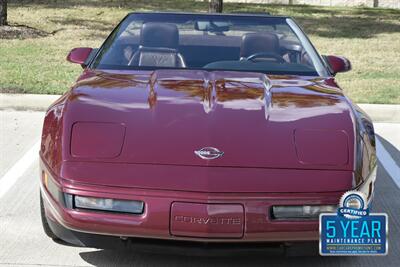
left=127, top=23, right=187, bottom=68
left=97, top=21, right=315, bottom=73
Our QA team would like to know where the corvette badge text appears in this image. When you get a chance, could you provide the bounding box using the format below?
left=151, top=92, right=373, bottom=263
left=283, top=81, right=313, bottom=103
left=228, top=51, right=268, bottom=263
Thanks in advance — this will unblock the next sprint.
left=174, top=215, right=242, bottom=225
left=319, top=191, right=388, bottom=256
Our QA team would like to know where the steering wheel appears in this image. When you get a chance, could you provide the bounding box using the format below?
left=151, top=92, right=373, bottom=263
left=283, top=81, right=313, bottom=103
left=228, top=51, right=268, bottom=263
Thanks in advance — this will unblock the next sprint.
left=245, top=52, right=285, bottom=64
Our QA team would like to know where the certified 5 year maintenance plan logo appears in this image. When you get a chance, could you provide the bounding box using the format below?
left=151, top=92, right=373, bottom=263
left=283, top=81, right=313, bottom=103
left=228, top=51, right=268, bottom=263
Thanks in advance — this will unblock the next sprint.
left=319, top=191, right=388, bottom=256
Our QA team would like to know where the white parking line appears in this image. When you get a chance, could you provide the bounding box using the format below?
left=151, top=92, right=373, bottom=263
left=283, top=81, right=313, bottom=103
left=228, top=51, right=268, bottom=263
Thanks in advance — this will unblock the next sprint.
left=376, top=138, right=400, bottom=189
left=0, top=141, right=40, bottom=199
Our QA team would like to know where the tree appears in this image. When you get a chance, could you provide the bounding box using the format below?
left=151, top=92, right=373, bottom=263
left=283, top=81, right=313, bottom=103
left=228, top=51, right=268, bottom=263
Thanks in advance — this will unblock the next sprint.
left=373, top=0, right=379, bottom=8
left=0, top=0, right=7, bottom=26
left=209, top=0, right=223, bottom=13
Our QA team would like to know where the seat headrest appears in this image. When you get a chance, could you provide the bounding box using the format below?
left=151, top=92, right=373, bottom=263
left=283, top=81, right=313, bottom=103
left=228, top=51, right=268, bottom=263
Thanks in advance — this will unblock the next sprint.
left=240, top=33, right=280, bottom=58
left=140, top=22, right=179, bottom=49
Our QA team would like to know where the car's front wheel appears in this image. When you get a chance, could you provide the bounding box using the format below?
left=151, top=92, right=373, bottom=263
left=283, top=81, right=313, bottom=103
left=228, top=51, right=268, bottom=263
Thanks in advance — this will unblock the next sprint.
left=40, top=192, right=60, bottom=240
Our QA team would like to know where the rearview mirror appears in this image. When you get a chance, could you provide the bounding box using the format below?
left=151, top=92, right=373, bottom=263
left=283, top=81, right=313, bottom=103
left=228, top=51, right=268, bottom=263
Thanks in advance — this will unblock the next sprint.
left=325, top=55, right=352, bottom=75
left=67, top=47, right=93, bottom=67
left=194, top=21, right=230, bottom=32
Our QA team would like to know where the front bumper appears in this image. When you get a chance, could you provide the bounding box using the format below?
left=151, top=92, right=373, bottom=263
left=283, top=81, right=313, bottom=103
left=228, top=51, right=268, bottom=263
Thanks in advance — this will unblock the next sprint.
left=40, top=169, right=350, bottom=245
left=40, top=159, right=376, bottom=247
left=42, top=179, right=338, bottom=243
left=46, top=218, right=319, bottom=256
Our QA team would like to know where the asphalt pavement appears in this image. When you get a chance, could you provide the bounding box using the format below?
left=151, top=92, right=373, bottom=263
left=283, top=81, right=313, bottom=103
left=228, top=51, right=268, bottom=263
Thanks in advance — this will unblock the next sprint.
left=0, top=99, right=399, bottom=267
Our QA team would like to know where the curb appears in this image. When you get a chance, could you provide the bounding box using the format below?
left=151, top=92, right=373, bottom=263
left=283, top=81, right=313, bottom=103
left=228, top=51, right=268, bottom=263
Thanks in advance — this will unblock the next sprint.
left=0, top=94, right=61, bottom=112
left=357, top=104, right=400, bottom=123
left=0, top=94, right=399, bottom=123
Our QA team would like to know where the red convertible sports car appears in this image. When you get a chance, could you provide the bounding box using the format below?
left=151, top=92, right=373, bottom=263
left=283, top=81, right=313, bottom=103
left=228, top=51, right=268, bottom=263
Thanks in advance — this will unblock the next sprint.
left=39, top=12, right=377, bottom=254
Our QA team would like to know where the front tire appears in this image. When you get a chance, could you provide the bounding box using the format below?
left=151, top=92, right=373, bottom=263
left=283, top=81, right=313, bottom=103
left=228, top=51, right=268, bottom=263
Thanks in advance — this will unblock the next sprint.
left=40, top=192, right=60, bottom=240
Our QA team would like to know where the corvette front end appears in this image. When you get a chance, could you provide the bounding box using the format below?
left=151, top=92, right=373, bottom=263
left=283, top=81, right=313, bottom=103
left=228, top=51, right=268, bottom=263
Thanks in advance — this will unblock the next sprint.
left=39, top=12, right=377, bottom=252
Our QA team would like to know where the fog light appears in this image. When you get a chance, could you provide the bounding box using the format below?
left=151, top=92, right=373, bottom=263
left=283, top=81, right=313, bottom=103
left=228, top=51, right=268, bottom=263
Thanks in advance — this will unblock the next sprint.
left=272, top=205, right=337, bottom=220
left=74, top=196, right=144, bottom=214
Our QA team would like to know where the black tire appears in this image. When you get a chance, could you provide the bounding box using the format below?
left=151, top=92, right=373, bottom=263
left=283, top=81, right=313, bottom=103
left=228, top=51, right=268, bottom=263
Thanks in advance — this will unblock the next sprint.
left=40, top=192, right=60, bottom=240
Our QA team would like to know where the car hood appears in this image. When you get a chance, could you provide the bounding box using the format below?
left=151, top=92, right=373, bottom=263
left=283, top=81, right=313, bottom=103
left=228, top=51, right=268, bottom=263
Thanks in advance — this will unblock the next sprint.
left=61, top=69, right=355, bottom=171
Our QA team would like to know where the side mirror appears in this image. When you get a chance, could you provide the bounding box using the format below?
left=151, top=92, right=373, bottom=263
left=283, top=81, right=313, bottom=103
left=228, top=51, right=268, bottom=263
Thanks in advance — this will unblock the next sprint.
left=67, top=47, right=93, bottom=67
left=325, top=55, right=352, bottom=75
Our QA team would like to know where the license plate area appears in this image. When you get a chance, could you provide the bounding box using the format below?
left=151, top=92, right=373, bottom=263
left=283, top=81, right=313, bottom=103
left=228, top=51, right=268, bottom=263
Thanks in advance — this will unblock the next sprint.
left=170, top=202, right=244, bottom=238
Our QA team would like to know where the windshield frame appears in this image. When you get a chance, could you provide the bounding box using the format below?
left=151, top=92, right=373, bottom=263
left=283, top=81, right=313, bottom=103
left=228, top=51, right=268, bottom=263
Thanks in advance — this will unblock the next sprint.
left=89, top=12, right=330, bottom=77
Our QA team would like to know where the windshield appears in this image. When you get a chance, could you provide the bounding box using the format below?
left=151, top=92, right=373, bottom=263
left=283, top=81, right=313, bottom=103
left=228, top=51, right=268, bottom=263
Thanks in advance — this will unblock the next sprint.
left=91, top=13, right=328, bottom=76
